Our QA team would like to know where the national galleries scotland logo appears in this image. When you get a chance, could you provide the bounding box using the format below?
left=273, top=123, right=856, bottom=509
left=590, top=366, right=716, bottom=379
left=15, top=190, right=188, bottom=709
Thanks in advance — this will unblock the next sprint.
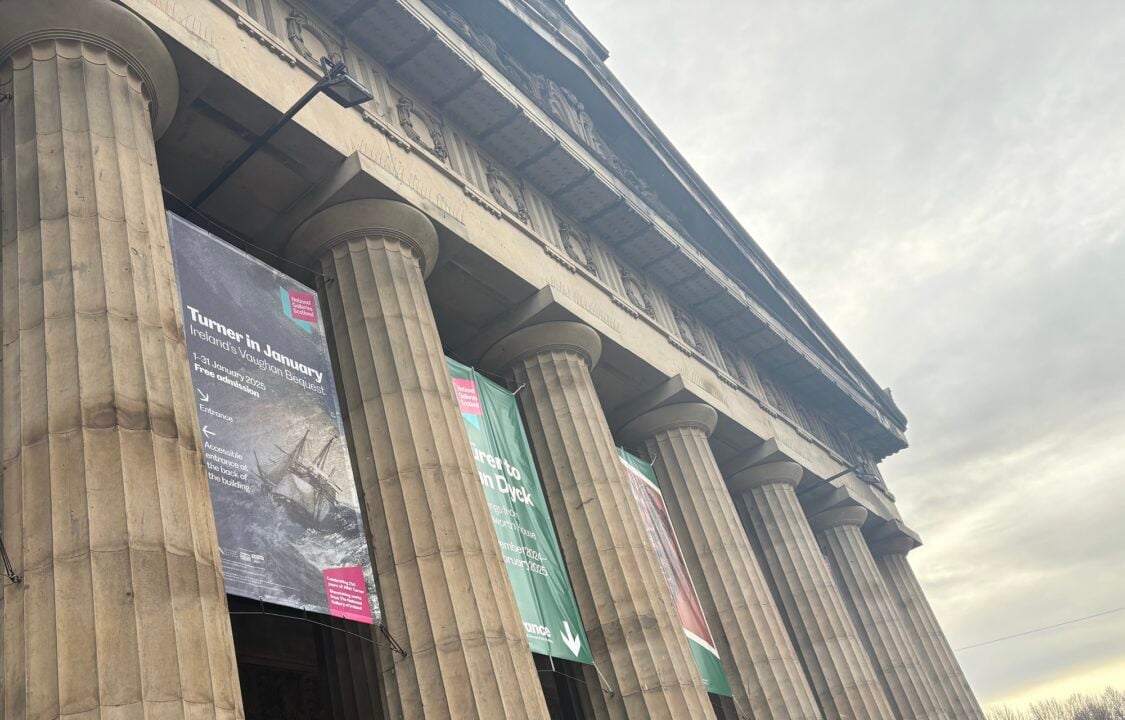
left=282, top=287, right=319, bottom=333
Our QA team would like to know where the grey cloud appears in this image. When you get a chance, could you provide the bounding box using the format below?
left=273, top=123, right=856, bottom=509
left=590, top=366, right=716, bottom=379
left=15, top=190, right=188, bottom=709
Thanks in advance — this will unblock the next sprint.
left=571, top=0, right=1125, bottom=704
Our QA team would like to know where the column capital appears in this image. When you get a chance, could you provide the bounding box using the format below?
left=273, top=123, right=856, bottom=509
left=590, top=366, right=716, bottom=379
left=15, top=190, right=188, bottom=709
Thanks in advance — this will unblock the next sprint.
left=481, top=320, right=602, bottom=371
left=868, top=519, right=923, bottom=557
left=618, top=402, right=717, bottom=445
left=0, top=0, right=179, bottom=137
left=808, top=506, right=868, bottom=534
left=727, top=460, right=804, bottom=493
left=869, top=536, right=916, bottom=557
left=286, top=198, right=440, bottom=276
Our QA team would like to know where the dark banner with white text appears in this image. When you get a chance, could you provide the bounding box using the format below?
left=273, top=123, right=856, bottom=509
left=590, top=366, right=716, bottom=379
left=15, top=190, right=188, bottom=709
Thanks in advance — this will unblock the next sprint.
left=168, top=213, right=378, bottom=624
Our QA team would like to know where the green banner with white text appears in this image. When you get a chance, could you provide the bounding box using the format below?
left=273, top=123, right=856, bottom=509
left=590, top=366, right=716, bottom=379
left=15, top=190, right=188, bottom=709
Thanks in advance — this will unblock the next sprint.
left=447, top=358, right=592, bottom=664
left=618, top=448, right=733, bottom=697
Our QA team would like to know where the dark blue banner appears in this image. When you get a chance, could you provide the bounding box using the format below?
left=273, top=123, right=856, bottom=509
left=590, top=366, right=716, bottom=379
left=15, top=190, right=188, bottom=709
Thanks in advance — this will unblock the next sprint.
left=168, top=213, right=377, bottom=623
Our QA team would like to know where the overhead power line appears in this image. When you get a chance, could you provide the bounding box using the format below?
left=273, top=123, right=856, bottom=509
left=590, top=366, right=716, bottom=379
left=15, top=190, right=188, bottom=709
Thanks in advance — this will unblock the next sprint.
left=955, top=606, right=1125, bottom=652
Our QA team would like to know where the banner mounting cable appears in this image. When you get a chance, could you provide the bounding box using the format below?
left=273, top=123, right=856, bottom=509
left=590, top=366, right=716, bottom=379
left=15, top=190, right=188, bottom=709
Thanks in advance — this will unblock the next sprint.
left=227, top=597, right=408, bottom=657
left=0, top=532, right=22, bottom=585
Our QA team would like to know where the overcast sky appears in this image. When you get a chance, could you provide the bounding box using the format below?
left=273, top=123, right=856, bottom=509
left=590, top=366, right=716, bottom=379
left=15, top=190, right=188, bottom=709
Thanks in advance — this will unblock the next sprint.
left=568, top=0, right=1125, bottom=709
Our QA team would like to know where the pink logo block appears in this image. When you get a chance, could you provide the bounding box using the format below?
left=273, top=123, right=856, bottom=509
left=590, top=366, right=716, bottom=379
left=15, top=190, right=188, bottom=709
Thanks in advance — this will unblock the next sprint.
left=322, top=567, right=373, bottom=624
left=452, top=378, right=482, bottom=416
left=288, top=289, right=318, bottom=323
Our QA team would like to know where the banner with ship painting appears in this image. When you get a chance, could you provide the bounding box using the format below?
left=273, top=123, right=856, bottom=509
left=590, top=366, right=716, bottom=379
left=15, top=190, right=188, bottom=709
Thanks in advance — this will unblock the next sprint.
left=618, top=449, right=733, bottom=697
left=447, top=358, right=593, bottom=664
left=168, top=213, right=378, bottom=624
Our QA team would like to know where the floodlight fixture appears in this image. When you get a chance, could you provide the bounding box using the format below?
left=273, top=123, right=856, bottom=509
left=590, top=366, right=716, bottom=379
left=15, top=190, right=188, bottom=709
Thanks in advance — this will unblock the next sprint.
left=191, top=58, right=373, bottom=207
left=318, top=58, right=374, bottom=108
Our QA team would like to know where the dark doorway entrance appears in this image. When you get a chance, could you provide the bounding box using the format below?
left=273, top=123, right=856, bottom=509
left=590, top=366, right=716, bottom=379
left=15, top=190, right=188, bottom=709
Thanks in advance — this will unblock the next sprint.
left=229, top=596, right=384, bottom=720
left=535, top=653, right=593, bottom=719
left=230, top=597, right=603, bottom=718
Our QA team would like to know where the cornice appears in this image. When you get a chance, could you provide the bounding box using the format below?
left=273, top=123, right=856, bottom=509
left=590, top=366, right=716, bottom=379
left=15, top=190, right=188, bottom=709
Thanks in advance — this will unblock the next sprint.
left=413, top=1, right=906, bottom=445
left=259, top=0, right=907, bottom=457
left=462, top=0, right=909, bottom=433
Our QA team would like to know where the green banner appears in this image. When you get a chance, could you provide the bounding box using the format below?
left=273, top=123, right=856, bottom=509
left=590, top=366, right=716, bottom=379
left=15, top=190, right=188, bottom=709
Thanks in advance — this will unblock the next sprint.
left=618, top=449, right=733, bottom=697
left=447, top=359, right=592, bottom=664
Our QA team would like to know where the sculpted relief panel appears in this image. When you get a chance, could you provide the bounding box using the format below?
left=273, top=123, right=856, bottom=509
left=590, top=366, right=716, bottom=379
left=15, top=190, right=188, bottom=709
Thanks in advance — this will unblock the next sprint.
left=720, top=344, right=750, bottom=388
left=486, top=163, right=531, bottom=224
left=556, top=218, right=598, bottom=276
left=397, top=96, right=450, bottom=163
left=673, top=308, right=706, bottom=355
left=285, top=6, right=341, bottom=66
left=617, top=263, right=656, bottom=319
left=425, top=2, right=685, bottom=232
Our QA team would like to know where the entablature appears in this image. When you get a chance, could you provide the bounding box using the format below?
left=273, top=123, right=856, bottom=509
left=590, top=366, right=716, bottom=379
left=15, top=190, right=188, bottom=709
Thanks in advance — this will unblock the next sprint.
left=419, top=0, right=909, bottom=432
left=152, top=0, right=905, bottom=471
left=304, top=0, right=907, bottom=459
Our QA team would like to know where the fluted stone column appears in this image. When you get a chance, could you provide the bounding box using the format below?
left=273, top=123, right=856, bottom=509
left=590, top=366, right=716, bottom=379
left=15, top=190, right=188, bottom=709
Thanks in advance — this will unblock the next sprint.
left=619, top=403, right=822, bottom=719
left=811, top=508, right=946, bottom=719
left=873, top=537, right=985, bottom=720
left=729, top=461, right=894, bottom=719
left=286, top=199, right=549, bottom=720
left=483, top=322, right=715, bottom=720
left=1, top=228, right=4, bottom=720
left=1, top=186, right=5, bottom=719
left=0, top=1, right=246, bottom=718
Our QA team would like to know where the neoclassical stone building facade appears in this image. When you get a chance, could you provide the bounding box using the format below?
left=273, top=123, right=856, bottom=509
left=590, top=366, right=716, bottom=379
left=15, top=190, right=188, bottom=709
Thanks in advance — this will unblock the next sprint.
left=0, top=0, right=983, bottom=718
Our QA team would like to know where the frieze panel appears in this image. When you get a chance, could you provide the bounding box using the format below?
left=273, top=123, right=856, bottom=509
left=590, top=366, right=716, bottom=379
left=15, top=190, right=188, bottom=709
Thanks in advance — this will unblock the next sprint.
left=425, top=2, right=685, bottom=232
left=760, top=374, right=785, bottom=414
left=397, top=96, right=450, bottom=163
left=855, top=455, right=890, bottom=494
left=350, top=56, right=390, bottom=118
left=799, top=403, right=833, bottom=448
left=285, top=6, right=342, bottom=66
left=720, top=344, right=750, bottom=388
left=556, top=217, right=598, bottom=276
left=617, top=262, right=655, bottom=319
left=673, top=307, right=705, bottom=355
left=486, top=162, right=531, bottom=224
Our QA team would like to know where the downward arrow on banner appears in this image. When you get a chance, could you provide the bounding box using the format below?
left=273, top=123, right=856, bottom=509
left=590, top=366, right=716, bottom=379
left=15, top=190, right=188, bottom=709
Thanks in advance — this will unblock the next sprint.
left=560, top=621, right=582, bottom=657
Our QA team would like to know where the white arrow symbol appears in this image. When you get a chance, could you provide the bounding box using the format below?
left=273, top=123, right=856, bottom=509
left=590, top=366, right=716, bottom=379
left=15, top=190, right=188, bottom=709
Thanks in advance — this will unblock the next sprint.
left=196, top=388, right=210, bottom=402
left=202, top=426, right=216, bottom=439
left=560, top=621, right=582, bottom=657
